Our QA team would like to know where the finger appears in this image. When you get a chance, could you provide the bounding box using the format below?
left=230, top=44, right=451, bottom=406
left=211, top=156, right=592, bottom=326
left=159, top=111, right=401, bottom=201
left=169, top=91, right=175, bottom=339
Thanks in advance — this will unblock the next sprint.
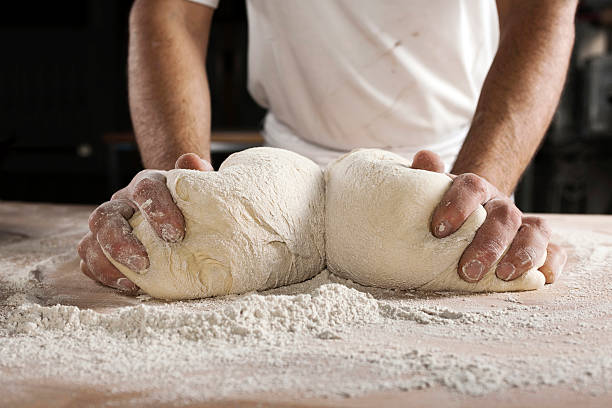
left=411, top=150, right=445, bottom=173
left=457, top=199, right=522, bottom=282
left=89, top=200, right=149, bottom=272
left=175, top=153, right=214, bottom=171
left=110, top=186, right=130, bottom=201
left=78, top=232, right=139, bottom=293
left=129, top=172, right=185, bottom=243
left=538, top=243, right=567, bottom=284
left=431, top=173, right=498, bottom=238
left=79, top=260, right=97, bottom=281
left=495, top=216, right=551, bottom=281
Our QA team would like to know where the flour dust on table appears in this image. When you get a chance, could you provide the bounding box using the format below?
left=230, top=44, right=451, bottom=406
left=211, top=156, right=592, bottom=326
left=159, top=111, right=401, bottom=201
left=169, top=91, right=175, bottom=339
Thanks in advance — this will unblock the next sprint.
left=1, top=202, right=611, bottom=405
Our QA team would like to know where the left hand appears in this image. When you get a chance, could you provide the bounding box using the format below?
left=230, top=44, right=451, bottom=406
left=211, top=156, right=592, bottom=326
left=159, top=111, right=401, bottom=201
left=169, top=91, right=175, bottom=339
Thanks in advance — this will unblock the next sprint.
left=410, top=150, right=567, bottom=284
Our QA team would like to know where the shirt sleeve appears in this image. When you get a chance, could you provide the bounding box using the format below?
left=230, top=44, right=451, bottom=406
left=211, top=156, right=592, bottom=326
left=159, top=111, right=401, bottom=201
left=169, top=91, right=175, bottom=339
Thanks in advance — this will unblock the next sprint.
left=185, top=0, right=219, bottom=9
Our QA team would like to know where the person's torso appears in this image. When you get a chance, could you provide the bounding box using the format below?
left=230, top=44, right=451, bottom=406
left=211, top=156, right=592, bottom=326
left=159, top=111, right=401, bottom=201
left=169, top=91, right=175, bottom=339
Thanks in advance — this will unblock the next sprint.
left=246, top=0, right=499, bottom=167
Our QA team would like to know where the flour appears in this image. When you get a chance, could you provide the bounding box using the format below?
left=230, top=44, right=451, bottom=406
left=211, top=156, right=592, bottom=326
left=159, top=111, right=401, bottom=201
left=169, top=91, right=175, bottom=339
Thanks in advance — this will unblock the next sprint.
left=7, top=277, right=381, bottom=344
left=1, top=212, right=612, bottom=405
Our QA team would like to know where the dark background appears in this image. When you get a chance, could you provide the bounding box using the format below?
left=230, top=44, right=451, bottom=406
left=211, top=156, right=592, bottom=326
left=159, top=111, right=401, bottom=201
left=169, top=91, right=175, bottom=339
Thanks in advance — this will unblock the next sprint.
left=0, top=1, right=611, bottom=214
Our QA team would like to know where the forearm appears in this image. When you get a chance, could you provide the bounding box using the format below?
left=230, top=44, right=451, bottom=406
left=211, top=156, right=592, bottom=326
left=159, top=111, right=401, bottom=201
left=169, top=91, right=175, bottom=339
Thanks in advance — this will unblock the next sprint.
left=129, top=0, right=213, bottom=170
left=452, top=1, right=577, bottom=195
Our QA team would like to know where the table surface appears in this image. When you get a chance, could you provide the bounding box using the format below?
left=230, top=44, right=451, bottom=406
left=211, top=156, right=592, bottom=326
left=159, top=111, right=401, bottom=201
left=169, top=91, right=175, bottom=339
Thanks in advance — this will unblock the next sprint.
left=0, top=202, right=611, bottom=407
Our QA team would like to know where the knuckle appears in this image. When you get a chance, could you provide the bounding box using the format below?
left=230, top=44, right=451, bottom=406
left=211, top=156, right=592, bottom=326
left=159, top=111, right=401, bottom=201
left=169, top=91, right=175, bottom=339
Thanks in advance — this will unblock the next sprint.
left=113, top=198, right=137, bottom=216
left=134, top=169, right=154, bottom=179
left=88, top=200, right=133, bottom=231
left=491, top=200, right=522, bottom=228
left=77, top=235, right=91, bottom=258
left=133, top=177, right=157, bottom=197
left=79, top=260, right=93, bottom=279
left=88, top=201, right=112, bottom=230
left=100, top=228, right=132, bottom=256
left=110, top=187, right=128, bottom=201
left=83, top=254, right=104, bottom=281
left=527, top=217, right=551, bottom=238
left=457, top=173, right=487, bottom=196
left=88, top=206, right=102, bottom=226
left=132, top=177, right=167, bottom=204
left=134, top=169, right=166, bottom=184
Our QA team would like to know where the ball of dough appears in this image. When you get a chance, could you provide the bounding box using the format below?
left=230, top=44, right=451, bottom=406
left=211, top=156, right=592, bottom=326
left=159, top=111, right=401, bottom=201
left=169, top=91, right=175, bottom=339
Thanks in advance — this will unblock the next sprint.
left=105, top=147, right=326, bottom=300
left=325, top=149, right=545, bottom=292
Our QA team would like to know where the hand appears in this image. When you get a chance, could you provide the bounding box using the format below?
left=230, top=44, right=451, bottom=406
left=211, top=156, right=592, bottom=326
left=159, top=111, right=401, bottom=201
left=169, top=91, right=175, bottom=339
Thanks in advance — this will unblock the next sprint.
left=410, top=150, right=567, bottom=284
left=77, top=153, right=213, bottom=293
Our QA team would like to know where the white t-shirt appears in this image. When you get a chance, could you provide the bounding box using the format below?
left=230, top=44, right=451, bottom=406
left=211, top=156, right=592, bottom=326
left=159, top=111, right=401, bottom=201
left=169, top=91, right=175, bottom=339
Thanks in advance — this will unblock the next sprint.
left=189, top=0, right=499, bottom=168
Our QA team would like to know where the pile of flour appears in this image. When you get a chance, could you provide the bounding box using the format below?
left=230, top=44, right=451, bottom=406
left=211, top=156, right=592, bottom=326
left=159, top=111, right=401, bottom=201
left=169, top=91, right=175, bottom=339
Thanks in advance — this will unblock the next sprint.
left=1, top=217, right=611, bottom=405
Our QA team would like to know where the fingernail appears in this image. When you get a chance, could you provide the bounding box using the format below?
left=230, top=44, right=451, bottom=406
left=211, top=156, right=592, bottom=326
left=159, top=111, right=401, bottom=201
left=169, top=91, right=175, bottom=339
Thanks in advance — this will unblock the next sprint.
left=115, top=278, right=136, bottom=292
left=160, top=224, right=183, bottom=243
left=497, top=262, right=517, bottom=281
left=435, top=220, right=451, bottom=237
left=125, top=254, right=149, bottom=273
left=462, top=259, right=484, bottom=282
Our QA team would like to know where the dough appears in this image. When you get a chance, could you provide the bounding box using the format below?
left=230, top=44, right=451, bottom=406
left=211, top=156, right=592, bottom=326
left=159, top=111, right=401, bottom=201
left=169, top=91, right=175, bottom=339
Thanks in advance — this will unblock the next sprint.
left=106, top=147, right=326, bottom=300
left=104, top=147, right=546, bottom=299
left=325, top=149, right=545, bottom=292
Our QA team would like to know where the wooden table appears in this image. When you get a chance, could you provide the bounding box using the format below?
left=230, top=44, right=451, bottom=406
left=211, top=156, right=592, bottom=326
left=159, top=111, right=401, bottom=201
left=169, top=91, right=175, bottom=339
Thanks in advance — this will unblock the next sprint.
left=1, top=202, right=611, bottom=407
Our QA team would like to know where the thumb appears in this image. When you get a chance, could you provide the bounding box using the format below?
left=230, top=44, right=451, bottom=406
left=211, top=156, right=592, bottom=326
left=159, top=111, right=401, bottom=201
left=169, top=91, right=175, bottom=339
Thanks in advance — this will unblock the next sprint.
left=175, top=153, right=214, bottom=171
left=411, top=150, right=445, bottom=173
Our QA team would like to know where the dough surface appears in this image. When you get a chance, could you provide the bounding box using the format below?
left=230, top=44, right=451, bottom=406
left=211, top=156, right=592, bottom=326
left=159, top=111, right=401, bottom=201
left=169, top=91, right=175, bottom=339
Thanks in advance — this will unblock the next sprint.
left=325, top=149, right=545, bottom=292
left=106, top=147, right=326, bottom=300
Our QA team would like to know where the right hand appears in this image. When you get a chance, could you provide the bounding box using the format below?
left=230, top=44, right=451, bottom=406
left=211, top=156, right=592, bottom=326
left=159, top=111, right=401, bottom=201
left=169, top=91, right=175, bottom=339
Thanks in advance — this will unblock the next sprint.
left=410, top=150, right=567, bottom=285
left=77, top=153, right=213, bottom=293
